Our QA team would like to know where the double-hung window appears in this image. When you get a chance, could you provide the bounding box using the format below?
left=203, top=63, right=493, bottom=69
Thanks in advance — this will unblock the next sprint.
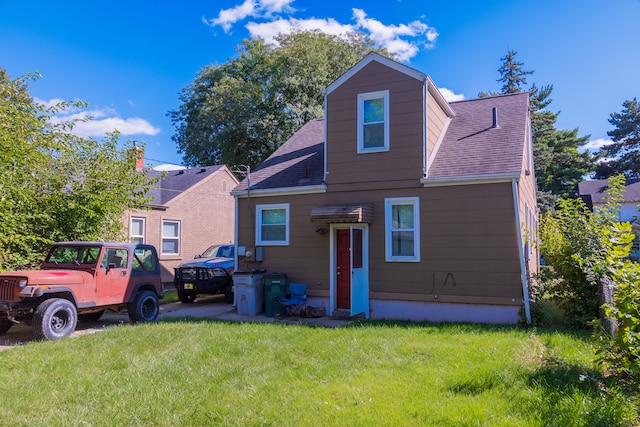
left=130, top=217, right=145, bottom=244
left=162, top=220, right=180, bottom=256
left=256, top=204, right=289, bottom=246
left=358, top=90, right=389, bottom=153
left=385, top=197, right=420, bottom=262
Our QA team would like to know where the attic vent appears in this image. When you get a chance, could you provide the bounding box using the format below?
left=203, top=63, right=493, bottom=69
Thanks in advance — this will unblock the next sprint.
left=199, top=168, right=207, bottom=173
left=492, top=107, right=500, bottom=128
left=177, top=170, right=185, bottom=175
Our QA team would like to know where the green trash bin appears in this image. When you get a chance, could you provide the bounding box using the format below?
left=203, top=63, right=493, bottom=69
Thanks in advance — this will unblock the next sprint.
left=263, top=273, right=287, bottom=317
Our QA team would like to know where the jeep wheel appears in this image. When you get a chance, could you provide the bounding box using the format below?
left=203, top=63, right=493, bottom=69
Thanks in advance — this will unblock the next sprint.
left=33, top=298, right=78, bottom=340
left=78, top=310, right=105, bottom=323
left=223, top=283, right=234, bottom=304
left=0, top=319, right=13, bottom=335
left=178, top=292, right=196, bottom=304
left=128, top=290, right=159, bottom=323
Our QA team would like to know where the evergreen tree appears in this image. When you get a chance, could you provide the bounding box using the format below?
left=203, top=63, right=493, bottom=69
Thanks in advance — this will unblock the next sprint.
left=594, top=98, right=640, bottom=179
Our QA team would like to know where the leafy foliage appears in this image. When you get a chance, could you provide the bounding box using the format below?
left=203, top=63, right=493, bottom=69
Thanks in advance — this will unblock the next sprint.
left=538, top=175, right=634, bottom=327
left=169, top=30, right=391, bottom=171
left=0, top=70, right=157, bottom=271
left=595, top=98, right=640, bottom=179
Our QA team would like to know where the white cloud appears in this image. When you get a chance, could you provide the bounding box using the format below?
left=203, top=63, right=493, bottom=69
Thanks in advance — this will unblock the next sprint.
left=439, top=87, right=465, bottom=102
left=246, top=18, right=354, bottom=44
left=580, top=138, right=612, bottom=153
left=206, top=0, right=296, bottom=33
left=206, top=2, right=437, bottom=62
left=45, top=103, right=160, bottom=138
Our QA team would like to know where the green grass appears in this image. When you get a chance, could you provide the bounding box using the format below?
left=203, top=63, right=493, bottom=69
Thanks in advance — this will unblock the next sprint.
left=0, top=320, right=636, bottom=426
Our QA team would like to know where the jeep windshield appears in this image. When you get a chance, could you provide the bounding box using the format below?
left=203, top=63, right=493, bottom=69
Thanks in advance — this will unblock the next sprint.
left=45, top=245, right=101, bottom=266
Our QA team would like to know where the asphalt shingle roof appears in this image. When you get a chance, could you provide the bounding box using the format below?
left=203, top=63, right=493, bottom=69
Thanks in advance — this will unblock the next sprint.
left=578, top=179, right=640, bottom=204
left=147, top=165, right=224, bottom=205
left=428, top=92, right=529, bottom=179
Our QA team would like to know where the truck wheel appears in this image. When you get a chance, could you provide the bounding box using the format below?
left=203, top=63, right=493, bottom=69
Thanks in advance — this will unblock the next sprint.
left=78, top=310, right=105, bottom=322
left=33, top=298, right=78, bottom=340
left=128, top=290, right=159, bottom=323
left=0, top=319, right=13, bottom=335
left=178, top=292, right=196, bottom=303
left=223, top=283, right=234, bottom=304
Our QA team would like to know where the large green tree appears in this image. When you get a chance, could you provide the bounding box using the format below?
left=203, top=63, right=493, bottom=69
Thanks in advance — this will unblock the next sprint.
left=484, top=50, right=594, bottom=209
left=169, top=30, right=391, bottom=170
left=594, top=98, right=640, bottom=179
left=0, top=70, right=157, bottom=271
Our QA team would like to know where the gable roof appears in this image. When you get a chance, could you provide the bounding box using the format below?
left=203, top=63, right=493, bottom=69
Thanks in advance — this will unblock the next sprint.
left=578, top=179, right=640, bottom=205
left=428, top=92, right=530, bottom=179
left=147, top=165, right=226, bottom=205
left=232, top=119, right=325, bottom=193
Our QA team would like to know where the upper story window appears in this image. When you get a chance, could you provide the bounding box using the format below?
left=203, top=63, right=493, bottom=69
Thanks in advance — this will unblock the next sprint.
left=130, top=217, right=145, bottom=244
left=357, top=90, right=389, bottom=153
left=256, top=204, right=290, bottom=246
left=162, top=220, right=180, bottom=256
left=385, top=197, right=420, bottom=262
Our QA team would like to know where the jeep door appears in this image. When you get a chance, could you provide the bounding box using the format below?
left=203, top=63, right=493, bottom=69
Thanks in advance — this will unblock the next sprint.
left=95, top=247, right=130, bottom=305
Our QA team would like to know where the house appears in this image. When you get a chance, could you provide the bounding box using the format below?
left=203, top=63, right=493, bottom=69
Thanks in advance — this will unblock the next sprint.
left=578, top=179, right=640, bottom=258
left=231, top=52, right=538, bottom=324
left=126, top=165, right=238, bottom=283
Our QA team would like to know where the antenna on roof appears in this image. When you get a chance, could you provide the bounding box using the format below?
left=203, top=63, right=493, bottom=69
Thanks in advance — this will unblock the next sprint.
left=492, top=107, right=500, bottom=128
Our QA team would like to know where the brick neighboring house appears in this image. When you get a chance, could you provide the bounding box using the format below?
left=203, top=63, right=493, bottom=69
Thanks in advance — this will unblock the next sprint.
left=231, top=52, right=538, bottom=324
left=126, top=165, right=238, bottom=283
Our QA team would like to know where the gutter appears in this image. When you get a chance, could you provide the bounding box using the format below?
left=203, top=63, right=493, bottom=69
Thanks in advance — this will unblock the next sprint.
left=232, top=184, right=327, bottom=198
left=421, top=172, right=521, bottom=187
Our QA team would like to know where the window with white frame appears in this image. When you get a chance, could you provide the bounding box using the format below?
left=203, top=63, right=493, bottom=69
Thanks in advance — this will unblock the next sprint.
left=256, top=204, right=289, bottom=246
left=130, top=217, right=145, bottom=244
left=161, top=220, right=180, bottom=255
left=358, top=90, right=389, bottom=153
left=385, top=197, right=420, bottom=262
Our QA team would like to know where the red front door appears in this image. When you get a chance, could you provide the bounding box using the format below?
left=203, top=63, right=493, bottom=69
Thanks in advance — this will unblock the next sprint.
left=336, top=229, right=351, bottom=308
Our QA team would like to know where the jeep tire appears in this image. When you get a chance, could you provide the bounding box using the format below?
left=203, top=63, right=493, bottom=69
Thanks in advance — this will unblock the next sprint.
left=0, top=318, right=13, bottom=335
left=178, top=291, right=196, bottom=304
left=32, top=298, right=78, bottom=340
left=128, top=290, right=159, bottom=323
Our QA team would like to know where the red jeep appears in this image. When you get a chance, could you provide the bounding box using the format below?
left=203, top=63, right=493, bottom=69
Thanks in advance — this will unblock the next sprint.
left=0, top=242, right=163, bottom=340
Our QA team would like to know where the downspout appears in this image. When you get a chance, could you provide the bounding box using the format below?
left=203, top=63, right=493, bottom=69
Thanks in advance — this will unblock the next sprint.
left=233, top=193, right=239, bottom=307
left=512, top=178, right=531, bottom=323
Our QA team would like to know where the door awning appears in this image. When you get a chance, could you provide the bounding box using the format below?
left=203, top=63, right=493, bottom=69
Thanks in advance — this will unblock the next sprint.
left=310, top=204, right=373, bottom=223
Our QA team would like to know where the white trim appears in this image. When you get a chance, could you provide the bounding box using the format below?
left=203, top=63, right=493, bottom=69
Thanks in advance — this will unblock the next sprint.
left=512, top=178, right=531, bottom=324
left=232, top=184, right=326, bottom=198
left=421, top=172, right=521, bottom=187
left=256, top=203, right=290, bottom=246
left=323, top=52, right=426, bottom=95
left=423, top=80, right=428, bottom=176
left=357, top=90, right=390, bottom=153
left=384, top=197, right=420, bottom=262
left=426, top=76, right=456, bottom=118
left=130, top=217, right=145, bottom=244
left=233, top=194, right=239, bottom=273
left=161, top=219, right=181, bottom=256
left=323, top=94, right=328, bottom=183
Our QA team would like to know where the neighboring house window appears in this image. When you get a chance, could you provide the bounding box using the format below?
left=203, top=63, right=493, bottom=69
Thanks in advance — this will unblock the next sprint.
left=256, top=204, right=289, bottom=246
left=385, top=197, right=420, bottom=262
left=130, top=217, right=145, bottom=244
left=162, top=220, right=180, bottom=255
left=358, top=90, right=389, bottom=153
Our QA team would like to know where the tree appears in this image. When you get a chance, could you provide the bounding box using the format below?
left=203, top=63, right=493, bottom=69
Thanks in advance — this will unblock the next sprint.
left=594, top=98, right=640, bottom=179
left=483, top=50, right=594, bottom=208
left=0, top=69, right=157, bottom=271
left=169, top=30, right=391, bottom=171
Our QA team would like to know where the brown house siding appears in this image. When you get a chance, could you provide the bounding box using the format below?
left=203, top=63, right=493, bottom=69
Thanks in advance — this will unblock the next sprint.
left=427, top=90, right=450, bottom=158
left=236, top=181, right=523, bottom=306
left=326, top=61, right=425, bottom=188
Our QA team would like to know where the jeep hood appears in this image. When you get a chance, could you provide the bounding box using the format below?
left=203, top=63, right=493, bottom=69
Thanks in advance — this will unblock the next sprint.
left=177, top=257, right=234, bottom=270
left=2, top=269, right=93, bottom=285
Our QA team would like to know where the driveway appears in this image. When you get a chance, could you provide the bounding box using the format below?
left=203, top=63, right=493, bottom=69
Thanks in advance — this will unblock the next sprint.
left=0, top=295, right=349, bottom=350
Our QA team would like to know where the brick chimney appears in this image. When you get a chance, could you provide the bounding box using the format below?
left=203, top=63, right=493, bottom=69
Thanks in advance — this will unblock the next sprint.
left=131, top=145, right=144, bottom=170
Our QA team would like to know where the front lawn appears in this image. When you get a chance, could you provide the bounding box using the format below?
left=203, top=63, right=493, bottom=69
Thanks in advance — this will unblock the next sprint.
left=0, top=320, right=635, bottom=426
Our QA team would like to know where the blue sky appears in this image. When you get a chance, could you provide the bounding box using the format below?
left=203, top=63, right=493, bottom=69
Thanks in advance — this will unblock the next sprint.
left=1, top=0, right=639, bottom=169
